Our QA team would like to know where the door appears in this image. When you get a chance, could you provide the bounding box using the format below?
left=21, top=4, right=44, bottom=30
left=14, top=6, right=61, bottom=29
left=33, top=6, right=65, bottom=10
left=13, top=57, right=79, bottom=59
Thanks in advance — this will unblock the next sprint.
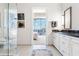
left=32, top=8, right=47, bottom=45
left=0, top=3, right=17, bottom=56
left=0, top=3, right=9, bottom=56
left=8, top=9, right=17, bottom=56
left=8, top=3, right=17, bottom=56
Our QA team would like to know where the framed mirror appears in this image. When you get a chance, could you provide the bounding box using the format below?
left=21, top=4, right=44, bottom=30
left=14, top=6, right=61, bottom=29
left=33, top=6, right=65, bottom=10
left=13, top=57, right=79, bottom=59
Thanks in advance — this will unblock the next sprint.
left=64, top=7, right=72, bottom=29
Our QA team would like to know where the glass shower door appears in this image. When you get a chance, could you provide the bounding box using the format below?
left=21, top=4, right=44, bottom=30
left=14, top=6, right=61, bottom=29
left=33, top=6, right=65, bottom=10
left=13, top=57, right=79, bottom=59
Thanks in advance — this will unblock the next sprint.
left=8, top=9, right=17, bottom=56
left=3, top=4, right=17, bottom=56
left=0, top=3, right=9, bottom=56
left=8, top=3, right=17, bottom=56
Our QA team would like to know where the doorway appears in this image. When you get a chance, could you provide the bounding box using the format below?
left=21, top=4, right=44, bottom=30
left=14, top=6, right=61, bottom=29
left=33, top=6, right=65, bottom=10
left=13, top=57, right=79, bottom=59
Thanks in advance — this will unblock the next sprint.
left=32, top=8, right=47, bottom=45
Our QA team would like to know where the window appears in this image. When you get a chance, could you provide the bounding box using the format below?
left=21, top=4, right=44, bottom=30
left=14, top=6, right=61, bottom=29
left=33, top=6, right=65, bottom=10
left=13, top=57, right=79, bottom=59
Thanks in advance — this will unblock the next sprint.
left=32, top=8, right=46, bottom=35
left=33, top=18, right=46, bottom=35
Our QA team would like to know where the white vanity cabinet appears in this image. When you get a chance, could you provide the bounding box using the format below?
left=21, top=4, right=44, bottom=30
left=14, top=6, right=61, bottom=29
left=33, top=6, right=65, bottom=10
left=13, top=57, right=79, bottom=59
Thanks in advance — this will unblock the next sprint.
left=59, top=35, right=70, bottom=56
left=48, top=33, right=55, bottom=45
left=70, top=37, right=79, bottom=56
left=52, top=33, right=60, bottom=50
left=52, top=33, right=79, bottom=56
left=53, top=33, right=70, bottom=55
left=52, top=33, right=56, bottom=46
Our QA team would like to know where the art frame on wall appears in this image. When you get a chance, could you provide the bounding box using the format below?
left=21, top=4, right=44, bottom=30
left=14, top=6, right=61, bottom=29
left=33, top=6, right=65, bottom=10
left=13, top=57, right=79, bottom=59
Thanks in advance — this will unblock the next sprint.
left=17, top=13, right=25, bottom=28
left=17, top=13, right=24, bottom=20
left=17, top=21, right=25, bottom=28
left=64, top=7, right=72, bottom=29
left=51, top=21, right=57, bottom=27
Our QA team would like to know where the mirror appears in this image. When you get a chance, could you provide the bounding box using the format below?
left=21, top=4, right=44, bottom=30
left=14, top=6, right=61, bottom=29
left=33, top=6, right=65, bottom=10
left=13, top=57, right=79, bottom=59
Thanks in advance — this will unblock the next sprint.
left=64, top=7, right=72, bottom=29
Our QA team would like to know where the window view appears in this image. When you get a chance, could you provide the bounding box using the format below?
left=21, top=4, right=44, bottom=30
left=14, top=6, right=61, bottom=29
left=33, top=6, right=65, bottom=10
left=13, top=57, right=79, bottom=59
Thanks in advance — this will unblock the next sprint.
left=33, top=18, right=47, bottom=35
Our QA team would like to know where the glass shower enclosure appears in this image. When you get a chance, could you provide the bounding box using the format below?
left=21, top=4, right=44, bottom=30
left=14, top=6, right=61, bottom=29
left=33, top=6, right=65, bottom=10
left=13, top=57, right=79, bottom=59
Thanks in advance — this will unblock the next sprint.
left=0, top=3, right=17, bottom=56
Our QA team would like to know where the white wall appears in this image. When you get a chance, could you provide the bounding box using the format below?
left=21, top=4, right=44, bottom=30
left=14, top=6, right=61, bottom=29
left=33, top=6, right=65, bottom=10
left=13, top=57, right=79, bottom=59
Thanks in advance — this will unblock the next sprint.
left=61, top=3, right=79, bottom=30
left=15, top=3, right=62, bottom=45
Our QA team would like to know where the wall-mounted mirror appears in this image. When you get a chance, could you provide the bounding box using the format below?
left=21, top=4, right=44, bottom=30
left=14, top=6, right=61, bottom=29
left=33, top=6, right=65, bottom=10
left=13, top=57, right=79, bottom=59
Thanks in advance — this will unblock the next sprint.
left=64, top=7, right=72, bottom=29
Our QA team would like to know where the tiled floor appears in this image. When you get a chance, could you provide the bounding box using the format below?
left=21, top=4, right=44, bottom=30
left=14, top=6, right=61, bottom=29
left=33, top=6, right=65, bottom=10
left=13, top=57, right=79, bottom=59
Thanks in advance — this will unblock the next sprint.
left=17, top=45, right=62, bottom=56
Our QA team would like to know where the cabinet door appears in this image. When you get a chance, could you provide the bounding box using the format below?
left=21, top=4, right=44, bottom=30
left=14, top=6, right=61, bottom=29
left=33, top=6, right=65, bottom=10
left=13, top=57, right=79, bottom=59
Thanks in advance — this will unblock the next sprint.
left=52, top=33, right=56, bottom=46
left=71, top=38, right=79, bottom=56
left=56, top=37, right=60, bottom=50
left=59, top=35, right=70, bottom=56
left=54, top=33, right=60, bottom=49
left=48, top=33, right=54, bottom=45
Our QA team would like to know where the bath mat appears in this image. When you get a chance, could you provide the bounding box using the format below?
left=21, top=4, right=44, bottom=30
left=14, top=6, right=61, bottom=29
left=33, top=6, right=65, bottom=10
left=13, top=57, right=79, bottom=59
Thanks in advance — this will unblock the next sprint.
left=31, top=49, right=53, bottom=56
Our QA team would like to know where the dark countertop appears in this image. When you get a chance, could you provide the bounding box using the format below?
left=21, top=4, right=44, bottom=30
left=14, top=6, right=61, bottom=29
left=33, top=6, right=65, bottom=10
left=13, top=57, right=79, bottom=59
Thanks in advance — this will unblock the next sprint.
left=52, top=30, right=79, bottom=38
left=59, top=32, right=79, bottom=38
